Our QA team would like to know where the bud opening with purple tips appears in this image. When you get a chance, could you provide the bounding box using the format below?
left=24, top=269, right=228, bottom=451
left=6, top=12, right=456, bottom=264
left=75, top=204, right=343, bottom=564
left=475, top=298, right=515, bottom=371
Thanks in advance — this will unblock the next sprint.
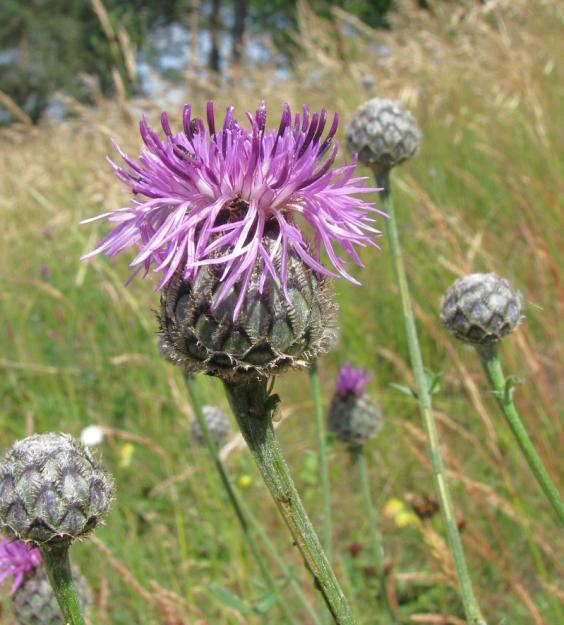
left=328, top=363, right=381, bottom=447
left=84, top=102, right=383, bottom=380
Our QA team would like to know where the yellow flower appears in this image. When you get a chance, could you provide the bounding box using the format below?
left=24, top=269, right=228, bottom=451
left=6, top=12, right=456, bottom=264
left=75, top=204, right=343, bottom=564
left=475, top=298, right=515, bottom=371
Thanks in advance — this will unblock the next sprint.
left=394, top=511, right=420, bottom=528
left=237, top=474, right=252, bottom=488
left=383, top=498, right=405, bottom=518
left=118, top=443, right=135, bottom=468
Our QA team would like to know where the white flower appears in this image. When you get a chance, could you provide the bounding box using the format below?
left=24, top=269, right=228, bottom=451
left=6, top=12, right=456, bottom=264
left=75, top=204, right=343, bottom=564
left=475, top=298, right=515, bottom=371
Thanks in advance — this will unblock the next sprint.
left=80, top=425, right=104, bottom=447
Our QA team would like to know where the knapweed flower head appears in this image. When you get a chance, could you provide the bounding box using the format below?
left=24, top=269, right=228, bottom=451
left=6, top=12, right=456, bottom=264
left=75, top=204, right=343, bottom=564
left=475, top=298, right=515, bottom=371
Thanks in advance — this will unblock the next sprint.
left=0, top=433, right=114, bottom=546
left=441, top=273, right=523, bottom=345
left=336, top=362, right=373, bottom=395
left=11, top=566, right=90, bottom=625
left=0, top=538, right=41, bottom=595
left=328, top=363, right=381, bottom=447
left=83, top=101, right=382, bottom=320
left=346, top=98, right=421, bottom=175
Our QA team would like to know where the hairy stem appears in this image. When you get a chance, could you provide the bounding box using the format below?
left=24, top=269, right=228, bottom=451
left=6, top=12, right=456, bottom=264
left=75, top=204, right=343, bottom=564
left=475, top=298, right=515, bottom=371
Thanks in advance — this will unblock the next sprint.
left=476, top=344, right=564, bottom=525
left=224, top=378, right=358, bottom=625
left=310, top=364, right=333, bottom=563
left=350, top=446, right=396, bottom=624
left=184, top=374, right=299, bottom=625
left=40, top=543, right=86, bottom=625
left=377, top=171, right=486, bottom=625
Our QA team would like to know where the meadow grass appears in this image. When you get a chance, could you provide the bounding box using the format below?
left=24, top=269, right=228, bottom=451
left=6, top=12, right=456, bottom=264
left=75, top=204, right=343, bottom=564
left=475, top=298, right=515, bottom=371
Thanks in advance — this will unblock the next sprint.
left=0, top=1, right=562, bottom=623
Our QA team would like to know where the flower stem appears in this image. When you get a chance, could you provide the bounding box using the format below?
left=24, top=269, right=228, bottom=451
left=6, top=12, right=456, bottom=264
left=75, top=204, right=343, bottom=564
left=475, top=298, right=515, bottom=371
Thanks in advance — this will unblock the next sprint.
left=476, top=344, right=564, bottom=525
left=376, top=171, right=486, bottom=625
left=184, top=374, right=298, bottom=625
left=310, top=363, right=333, bottom=564
left=40, top=543, right=86, bottom=625
left=224, top=377, right=358, bottom=625
left=350, top=446, right=396, bottom=624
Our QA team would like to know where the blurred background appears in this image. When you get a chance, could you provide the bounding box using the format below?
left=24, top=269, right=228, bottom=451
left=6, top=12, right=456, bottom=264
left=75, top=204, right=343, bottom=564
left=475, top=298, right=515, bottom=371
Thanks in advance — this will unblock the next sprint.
left=0, top=1, right=562, bottom=624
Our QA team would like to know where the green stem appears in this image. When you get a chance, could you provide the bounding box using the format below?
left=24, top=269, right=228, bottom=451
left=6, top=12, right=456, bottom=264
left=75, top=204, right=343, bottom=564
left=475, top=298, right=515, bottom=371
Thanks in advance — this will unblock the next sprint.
left=351, top=447, right=396, bottom=624
left=376, top=171, right=486, bottom=625
left=476, top=344, right=564, bottom=525
left=40, top=543, right=86, bottom=625
left=184, top=374, right=298, bottom=625
left=224, top=378, right=358, bottom=625
left=310, top=364, right=333, bottom=564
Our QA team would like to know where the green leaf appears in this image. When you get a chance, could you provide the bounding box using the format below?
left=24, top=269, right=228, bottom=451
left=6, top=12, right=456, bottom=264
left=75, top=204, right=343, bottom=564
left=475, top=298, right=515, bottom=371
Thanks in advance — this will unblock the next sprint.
left=255, top=593, right=279, bottom=613
left=208, top=583, right=256, bottom=616
left=389, top=383, right=417, bottom=399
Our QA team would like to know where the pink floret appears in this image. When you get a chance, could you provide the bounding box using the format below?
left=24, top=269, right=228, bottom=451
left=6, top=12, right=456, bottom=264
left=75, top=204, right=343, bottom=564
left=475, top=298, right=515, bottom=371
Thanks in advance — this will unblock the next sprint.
left=0, top=538, right=41, bottom=595
left=336, top=362, right=373, bottom=395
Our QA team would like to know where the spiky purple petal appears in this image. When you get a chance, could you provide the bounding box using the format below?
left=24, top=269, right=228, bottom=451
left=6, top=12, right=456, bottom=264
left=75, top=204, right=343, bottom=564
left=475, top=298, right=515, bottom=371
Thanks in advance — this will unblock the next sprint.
left=83, top=101, right=382, bottom=317
left=336, top=363, right=373, bottom=395
left=0, top=538, right=41, bottom=595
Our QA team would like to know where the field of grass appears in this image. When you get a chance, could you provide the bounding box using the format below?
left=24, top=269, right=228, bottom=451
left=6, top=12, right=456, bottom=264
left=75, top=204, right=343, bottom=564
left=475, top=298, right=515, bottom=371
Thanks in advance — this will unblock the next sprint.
left=0, top=1, right=562, bottom=623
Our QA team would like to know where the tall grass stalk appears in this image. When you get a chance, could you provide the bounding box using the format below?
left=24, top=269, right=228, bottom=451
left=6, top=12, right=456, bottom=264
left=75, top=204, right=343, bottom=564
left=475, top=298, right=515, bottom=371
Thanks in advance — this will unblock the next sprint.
left=476, top=344, right=564, bottom=525
left=310, top=364, right=333, bottom=563
left=184, top=373, right=297, bottom=625
left=376, top=171, right=486, bottom=625
left=350, top=446, right=396, bottom=624
left=224, top=377, right=358, bottom=625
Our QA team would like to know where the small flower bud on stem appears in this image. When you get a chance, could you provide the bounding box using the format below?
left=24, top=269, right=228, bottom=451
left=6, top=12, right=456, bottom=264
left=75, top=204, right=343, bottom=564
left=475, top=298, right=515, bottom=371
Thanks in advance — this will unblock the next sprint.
left=476, top=343, right=564, bottom=525
left=349, top=445, right=397, bottom=624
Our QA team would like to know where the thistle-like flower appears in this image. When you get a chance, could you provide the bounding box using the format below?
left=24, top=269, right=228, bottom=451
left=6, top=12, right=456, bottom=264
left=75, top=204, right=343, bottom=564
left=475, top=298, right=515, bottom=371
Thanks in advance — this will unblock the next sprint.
left=346, top=98, right=421, bottom=175
left=191, top=405, right=231, bottom=446
left=440, top=273, right=523, bottom=345
left=327, top=363, right=381, bottom=447
left=0, top=538, right=41, bottom=595
left=83, top=102, right=383, bottom=380
left=0, top=433, right=114, bottom=546
left=1, top=538, right=89, bottom=625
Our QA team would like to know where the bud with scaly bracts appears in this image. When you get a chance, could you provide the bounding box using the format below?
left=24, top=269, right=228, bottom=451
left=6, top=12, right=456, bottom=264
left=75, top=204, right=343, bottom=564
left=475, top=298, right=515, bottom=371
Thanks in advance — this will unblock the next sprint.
left=440, top=273, right=523, bottom=345
left=327, top=363, right=381, bottom=448
left=346, top=99, right=421, bottom=175
left=0, top=433, right=114, bottom=547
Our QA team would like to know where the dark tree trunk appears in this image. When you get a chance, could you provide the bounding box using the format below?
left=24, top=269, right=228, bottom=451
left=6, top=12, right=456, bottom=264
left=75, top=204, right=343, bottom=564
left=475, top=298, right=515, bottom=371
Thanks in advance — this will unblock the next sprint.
left=209, top=0, right=221, bottom=73
left=231, top=0, right=247, bottom=66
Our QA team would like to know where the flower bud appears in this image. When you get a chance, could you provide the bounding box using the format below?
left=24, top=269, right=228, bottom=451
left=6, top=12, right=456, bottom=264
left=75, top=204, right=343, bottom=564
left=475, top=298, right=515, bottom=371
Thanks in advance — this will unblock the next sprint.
left=346, top=98, right=421, bottom=174
left=159, top=233, right=337, bottom=382
left=327, top=363, right=381, bottom=447
left=0, top=433, right=114, bottom=546
left=12, top=566, right=89, bottom=625
left=191, top=406, right=231, bottom=446
left=440, top=273, right=523, bottom=344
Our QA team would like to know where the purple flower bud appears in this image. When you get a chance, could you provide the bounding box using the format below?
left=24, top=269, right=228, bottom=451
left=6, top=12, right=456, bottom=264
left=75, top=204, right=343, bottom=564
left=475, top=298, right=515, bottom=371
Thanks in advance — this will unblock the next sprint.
left=336, top=362, right=373, bottom=396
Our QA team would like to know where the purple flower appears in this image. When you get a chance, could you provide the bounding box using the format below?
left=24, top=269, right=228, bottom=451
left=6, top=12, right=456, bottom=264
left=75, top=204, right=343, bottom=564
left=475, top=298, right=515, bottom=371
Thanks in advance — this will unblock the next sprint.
left=83, top=102, right=383, bottom=319
left=336, top=362, right=373, bottom=395
left=0, top=538, right=41, bottom=595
